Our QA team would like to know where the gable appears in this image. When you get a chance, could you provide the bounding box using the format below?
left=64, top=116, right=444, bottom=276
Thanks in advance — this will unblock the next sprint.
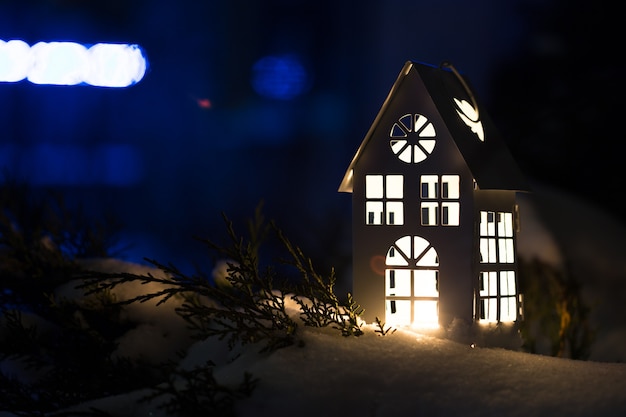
left=339, top=61, right=529, bottom=193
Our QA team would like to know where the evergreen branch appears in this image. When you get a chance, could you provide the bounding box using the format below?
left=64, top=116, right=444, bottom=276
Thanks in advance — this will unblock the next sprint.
left=374, top=316, right=396, bottom=336
left=275, top=225, right=364, bottom=337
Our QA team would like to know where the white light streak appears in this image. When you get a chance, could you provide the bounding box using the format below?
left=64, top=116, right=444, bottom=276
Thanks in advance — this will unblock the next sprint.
left=0, top=40, right=147, bottom=87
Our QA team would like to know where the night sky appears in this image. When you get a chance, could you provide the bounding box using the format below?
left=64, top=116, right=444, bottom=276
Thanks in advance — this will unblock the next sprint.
left=1, top=0, right=623, bottom=274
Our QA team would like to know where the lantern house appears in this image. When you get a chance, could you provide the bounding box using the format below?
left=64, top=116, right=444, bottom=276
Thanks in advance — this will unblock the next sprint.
left=339, top=61, right=529, bottom=329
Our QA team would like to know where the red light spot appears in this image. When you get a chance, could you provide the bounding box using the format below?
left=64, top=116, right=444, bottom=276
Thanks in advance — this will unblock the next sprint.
left=369, top=255, right=386, bottom=276
left=196, top=98, right=212, bottom=109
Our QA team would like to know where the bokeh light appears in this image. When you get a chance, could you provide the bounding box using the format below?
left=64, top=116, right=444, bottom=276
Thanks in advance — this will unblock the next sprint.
left=251, top=54, right=311, bottom=100
left=0, top=40, right=147, bottom=87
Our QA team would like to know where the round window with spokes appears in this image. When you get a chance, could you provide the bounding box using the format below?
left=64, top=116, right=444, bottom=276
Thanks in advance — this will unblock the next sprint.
left=389, top=113, right=436, bottom=163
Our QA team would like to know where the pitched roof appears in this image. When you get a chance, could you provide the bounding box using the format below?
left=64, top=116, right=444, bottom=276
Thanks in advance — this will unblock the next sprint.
left=339, top=61, right=529, bottom=193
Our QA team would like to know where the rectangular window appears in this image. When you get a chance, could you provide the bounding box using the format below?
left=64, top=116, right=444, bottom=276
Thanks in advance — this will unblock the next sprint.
left=365, top=174, right=403, bottom=226
left=480, top=210, right=515, bottom=262
left=389, top=270, right=396, bottom=289
left=478, top=270, right=518, bottom=323
left=420, top=175, right=460, bottom=227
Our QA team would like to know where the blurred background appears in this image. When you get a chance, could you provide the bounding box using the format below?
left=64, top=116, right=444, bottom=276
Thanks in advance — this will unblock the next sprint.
left=1, top=0, right=624, bottom=280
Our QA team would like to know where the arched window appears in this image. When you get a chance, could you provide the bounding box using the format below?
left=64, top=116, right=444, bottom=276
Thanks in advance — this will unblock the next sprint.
left=385, top=236, right=439, bottom=328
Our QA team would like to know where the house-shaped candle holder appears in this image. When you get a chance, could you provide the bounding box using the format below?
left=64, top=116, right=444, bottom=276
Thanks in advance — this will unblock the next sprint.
left=339, top=61, right=529, bottom=329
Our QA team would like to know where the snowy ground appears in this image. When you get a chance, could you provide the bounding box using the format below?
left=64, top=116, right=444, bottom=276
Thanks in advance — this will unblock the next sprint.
left=53, top=320, right=626, bottom=417
left=2, top=185, right=626, bottom=416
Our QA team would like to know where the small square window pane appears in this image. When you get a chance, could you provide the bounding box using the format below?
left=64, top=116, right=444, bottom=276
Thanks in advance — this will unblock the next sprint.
left=366, top=201, right=383, bottom=225
left=386, top=175, right=403, bottom=198
left=500, top=296, right=517, bottom=321
left=366, top=175, right=383, bottom=198
left=442, top=202, right=460, bottom=226
left=414, top=270, right=438, bottom=297
left=500, top=271, right=516, bottom=296
left=421, top=202, right=439, bottom=226
left=441, top=175, right=460, bottom=199
left=387, top=202, right=403, bottom=225
left=420, top=175, right=438, bottom=199
left=386, top=300, right=411, bottom=326
left=386, top=269, right=411, bottom=296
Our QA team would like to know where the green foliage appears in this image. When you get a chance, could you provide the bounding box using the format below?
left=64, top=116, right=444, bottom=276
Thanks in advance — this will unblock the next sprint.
left=373, top=316, right=396, bottom=336
left=518, top=257, right=595, bottom=359
left=80, top=204, right=364, bottom=351
left=80, top=206, right=301, bottom=353
left=276, top=226, right=364, bottom=337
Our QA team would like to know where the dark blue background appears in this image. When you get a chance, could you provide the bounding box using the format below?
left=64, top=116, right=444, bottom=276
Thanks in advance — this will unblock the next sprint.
left=1, top=0, right=623, bottom=277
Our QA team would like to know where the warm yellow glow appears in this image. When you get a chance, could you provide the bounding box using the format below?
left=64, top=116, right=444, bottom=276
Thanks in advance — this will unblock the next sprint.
left=385, top=236, right=440, bottom=328
left=412, top=301, right=439, bottom=329
left=413, top=270, right=438, bottom=296
left=386, top=269, right=411, bottom=296
left=500, top=297, right=517, bottom=321
left=500, top=271, right=516, bottom=296
left=386, top=300, right=411, bottom=326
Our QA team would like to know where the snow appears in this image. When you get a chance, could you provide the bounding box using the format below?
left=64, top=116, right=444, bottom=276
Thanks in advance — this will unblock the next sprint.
left=17, top=293, right=626, bottom=417
left=2, top=186, right=626, bottom=416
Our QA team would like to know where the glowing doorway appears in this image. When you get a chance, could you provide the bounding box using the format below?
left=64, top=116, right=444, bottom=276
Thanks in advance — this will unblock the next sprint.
left=385, top=236, right=439, bottom=328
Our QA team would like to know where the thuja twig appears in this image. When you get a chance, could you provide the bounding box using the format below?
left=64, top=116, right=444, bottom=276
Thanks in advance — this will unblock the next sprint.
left=275, top=225, right=364, bottom=337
